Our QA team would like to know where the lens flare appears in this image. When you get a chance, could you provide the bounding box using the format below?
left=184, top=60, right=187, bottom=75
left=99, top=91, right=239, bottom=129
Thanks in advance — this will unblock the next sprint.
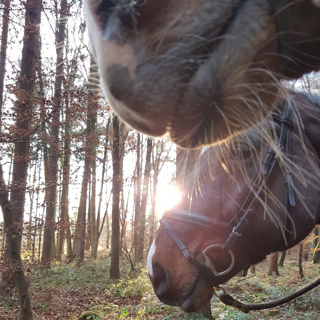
left=156, top=183, right=182, bottom=216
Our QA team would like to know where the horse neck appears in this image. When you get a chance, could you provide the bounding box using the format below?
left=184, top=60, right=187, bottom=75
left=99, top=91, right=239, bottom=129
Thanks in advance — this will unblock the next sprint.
left=293, top=93, right=320, bottom=158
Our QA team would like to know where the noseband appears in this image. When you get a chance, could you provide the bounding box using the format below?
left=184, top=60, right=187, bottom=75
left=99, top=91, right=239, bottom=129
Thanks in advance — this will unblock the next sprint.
left=160, top=97, right=295, bottom=283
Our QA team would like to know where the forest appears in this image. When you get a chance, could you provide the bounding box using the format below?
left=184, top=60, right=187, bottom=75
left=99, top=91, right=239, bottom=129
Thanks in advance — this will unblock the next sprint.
left=0, top=1, right=320, bottom=320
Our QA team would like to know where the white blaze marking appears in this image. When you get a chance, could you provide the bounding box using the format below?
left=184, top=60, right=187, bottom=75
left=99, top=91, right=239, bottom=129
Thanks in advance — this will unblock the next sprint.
left=147, top=239, right=156, bottom=277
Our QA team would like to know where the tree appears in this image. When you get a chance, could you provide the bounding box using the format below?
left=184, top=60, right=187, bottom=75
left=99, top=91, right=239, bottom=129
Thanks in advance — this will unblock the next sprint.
left=41, top=0, right=68, bottom=269
left=135, top=137, right=152, bottom=262
left=73, top=56, right=99, bottom=266
left=134, top=133, right=142, bottom=255
left=298, top=242, right=304, bottom=278
left=57, top=90, right=72, bottom=261
left=0, top=0, right=10, bottom=126
left=10, top=0, right=41, bottom=248
left=110, top=115, right=121, bottom=279
left=91, top=117, right=111, bottom=258
left=0, top=0, right=42, bottom=317
left=313, top=226, right=320, bottom=263
left=148, top=139, right=167, bottom=247
left=0, top=167, right=34, bottom=320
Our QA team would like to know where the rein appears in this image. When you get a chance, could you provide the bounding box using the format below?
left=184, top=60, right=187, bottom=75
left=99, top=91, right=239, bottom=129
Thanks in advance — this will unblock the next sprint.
left=160, top=98, right=320, bottom=312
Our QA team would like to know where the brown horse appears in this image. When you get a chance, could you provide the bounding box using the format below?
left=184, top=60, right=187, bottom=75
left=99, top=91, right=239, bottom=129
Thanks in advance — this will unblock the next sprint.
left=147, top=92, right=320, bottom=312
left=83, top=0, right=320, bottom=148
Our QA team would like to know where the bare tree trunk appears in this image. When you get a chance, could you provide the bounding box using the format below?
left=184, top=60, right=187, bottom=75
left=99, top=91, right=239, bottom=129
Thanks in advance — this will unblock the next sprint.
left=57, top=93, right=71, bottom=261
left=26, top=165, right=37, bottom=251
left=0, top=0, right=10, bottom=129
left=135, top=138, right=152, bottom=262
left=298, top=242, right=304, bottom=278
left=41, top=0, right=67, bottom=269
left=92, top=118, right=111, bottom=258
left=134, top=133, right=142, bottom=255
left=56, top=0, right=71, bottom=262
left=0, top=166, right=34, bottom=320
left=73, top=56, right=98, bottom=265
left=73, top=157, right=90, bottom=265
left=313, top=226, right=320, bottom=263
left=149, top=140, right=168, bottom=247
left=0, top=225, right=5, bottom=260
left=10, top=0, right=41, bottom=248
left=0, top=1, right=41, bottom=318
left=110, top=115, right=121, bottom=279
left=85, top=175, right=92, bottom=251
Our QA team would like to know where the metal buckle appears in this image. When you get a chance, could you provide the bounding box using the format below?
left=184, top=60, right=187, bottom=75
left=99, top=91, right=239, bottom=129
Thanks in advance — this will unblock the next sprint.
left=232, top=226, right=242, bottom=237
left=202, top=244, right=235, bottom=277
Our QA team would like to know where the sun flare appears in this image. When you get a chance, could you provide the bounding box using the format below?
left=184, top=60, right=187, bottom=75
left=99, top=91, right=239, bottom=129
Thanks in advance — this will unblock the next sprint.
left=156, top=183, right=182, bottom=217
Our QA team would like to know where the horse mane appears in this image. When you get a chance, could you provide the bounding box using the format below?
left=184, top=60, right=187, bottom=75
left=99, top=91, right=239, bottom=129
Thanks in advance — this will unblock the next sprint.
left=179, top=90, right=320, bottom=216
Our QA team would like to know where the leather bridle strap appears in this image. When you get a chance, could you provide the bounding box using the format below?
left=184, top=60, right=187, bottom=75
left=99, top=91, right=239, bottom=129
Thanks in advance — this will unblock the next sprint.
left=160, top=218, right=206, bottom=273
left=268, top=0, right=294, bottom=74
left=163, top=208, right=232, bottom=233
left=223, top=98, right=295, bottom=251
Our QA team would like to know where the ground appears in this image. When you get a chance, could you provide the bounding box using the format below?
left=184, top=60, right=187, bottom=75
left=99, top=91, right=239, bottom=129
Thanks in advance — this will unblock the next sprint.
left=0, top=251, right=319, bottom=320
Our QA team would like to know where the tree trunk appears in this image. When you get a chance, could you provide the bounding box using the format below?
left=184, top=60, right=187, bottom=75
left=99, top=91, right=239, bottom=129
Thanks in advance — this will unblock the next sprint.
left=41, top=0, right=67, bottom=269
left=56, top=0, right=71, bottom=262
left=92, top=118, right=111, bottom=258
left=0, top=165, right=34, bottom=320
left=149, top=139, right=169, bottom=247
left=26, top=165, right=37, bottom=251
left=57, top=93, right=71, bottom=261
left=1, top=1, right=41, bottom=318
left=298, top=242, right=304, bottom=278
left=73, top=56, right=99, bottom=266
left=135, top=138, right=152, bottom=261
left=134, top=133, right=142, bottom=256
left=313, top=226, right=320, bottom=263
left=73, top=157, right=90, bottom=265
left=0, top=0, right=10, bottom=130
left=110, top=115, right=121, bottom=279
left=10, top=0, right=42, bottom=248
left=268, top=252, right=280, bottom=276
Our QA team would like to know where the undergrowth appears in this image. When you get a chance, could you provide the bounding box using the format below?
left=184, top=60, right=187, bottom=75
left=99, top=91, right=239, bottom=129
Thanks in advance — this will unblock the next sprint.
left=0, top=254, right=319, bottom=319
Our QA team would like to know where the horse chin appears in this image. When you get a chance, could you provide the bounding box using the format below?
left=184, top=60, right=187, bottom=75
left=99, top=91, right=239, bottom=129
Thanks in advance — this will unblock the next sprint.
left=158, top=276, right=213, bottom=313
left=180, top=277, right=214, bottom=313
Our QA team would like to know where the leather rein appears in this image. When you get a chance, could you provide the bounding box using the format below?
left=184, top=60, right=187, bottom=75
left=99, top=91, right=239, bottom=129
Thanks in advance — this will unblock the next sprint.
left=160, top=99, right=320, bottom=312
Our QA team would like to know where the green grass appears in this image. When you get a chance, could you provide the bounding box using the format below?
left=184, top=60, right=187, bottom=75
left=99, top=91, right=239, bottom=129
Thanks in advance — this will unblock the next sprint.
left=1, top=254, right=319, bottom=319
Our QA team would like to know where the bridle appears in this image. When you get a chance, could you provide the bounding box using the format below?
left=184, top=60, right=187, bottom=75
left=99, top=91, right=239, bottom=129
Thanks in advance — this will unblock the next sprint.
left=160, top=97, right=296, bottom=284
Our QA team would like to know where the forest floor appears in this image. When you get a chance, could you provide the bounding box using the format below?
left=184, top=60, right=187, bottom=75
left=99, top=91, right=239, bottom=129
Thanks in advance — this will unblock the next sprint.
left=0, top=250, right=319, bottom=320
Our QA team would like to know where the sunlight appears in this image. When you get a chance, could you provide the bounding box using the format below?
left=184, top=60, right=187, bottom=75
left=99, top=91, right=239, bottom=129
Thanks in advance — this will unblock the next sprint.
left=156, top=182, right=182, bottom=217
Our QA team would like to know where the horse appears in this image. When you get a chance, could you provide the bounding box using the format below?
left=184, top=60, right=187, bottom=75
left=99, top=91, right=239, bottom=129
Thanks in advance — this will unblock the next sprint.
left=147, top=91, right=320, bottom=313
left=83, top=0, right=320, bottom=148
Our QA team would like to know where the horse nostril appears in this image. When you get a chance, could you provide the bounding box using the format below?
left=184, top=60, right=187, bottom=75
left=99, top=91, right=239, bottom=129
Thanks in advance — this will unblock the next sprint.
left=151, top=263, right=171, bottom=297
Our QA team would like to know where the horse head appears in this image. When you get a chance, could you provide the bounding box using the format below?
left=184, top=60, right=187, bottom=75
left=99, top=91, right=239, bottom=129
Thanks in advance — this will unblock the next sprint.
left=83, top=0, right=320, bottom=148
left=147, top=92, right=320, bottom=312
